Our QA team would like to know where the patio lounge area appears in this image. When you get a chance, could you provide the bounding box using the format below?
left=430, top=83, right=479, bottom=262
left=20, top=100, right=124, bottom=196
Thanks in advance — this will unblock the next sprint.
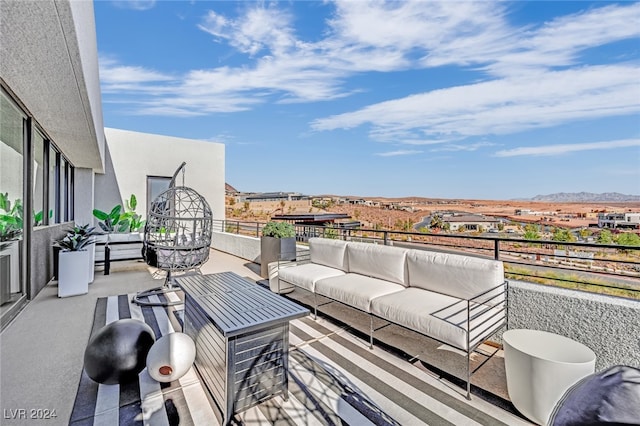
left=0, top=248, right=532, bottom=425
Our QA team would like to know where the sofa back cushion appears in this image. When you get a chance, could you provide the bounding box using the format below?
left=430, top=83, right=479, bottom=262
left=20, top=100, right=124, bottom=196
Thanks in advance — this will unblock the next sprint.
left=406, top=250, right=504, bottom=300
left=347, top=242, right=408, bottom=286
left=309, top=238, right=348, bottom=271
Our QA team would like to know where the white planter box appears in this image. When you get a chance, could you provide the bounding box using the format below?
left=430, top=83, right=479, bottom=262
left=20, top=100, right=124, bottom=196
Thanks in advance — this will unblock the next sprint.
left=87, top=242, right=95, bottom=284
left=58, top=250, right=90, bottom=297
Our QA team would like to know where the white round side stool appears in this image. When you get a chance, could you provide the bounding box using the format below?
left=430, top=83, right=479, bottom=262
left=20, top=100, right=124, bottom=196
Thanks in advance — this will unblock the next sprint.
left=503, top=329, right=596, bottom=425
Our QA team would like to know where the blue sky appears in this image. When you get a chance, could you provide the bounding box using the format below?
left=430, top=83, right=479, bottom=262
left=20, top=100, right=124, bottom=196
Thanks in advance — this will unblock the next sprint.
left=95, top=0, right=640, bottom=200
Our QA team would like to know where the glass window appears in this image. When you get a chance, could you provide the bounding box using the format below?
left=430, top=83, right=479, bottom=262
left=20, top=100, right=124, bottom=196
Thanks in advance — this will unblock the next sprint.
left=60, top=157, right=67, bottom=222
left=33, top=131, right=45, bottom=226
left=67, top=165, right=74, bottom=220
left=0, top=89, right=26, bottom=311
left=49, top=146, right=58, bottom=224
left=147, top=176, right=171, bottom=210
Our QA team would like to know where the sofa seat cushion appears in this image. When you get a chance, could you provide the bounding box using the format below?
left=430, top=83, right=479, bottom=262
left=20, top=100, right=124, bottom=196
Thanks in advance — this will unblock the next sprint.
left=346, top=243, right=408, bottom=286
left=370, top=288, right=505, bottom=350
left=314, top=273, right=405, bottom=313
left=278, top=263, right=345, bottom=292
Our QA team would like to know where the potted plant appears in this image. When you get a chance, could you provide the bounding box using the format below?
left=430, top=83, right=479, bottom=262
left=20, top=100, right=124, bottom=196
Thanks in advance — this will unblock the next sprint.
left=54, top=226, right=94, bottom=297
left=260, top=221, right=296, bottom=278
left=73, top=224, right=101, bottom=283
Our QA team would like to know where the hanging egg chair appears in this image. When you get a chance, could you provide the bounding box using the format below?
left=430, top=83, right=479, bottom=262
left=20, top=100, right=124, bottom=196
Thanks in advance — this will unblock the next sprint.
left=134, top=162, right=212, bottom=306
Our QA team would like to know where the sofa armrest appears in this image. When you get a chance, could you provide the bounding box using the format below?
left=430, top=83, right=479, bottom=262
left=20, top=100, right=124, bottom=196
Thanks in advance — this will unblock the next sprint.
left=277, top=248, right=310, bottom=266
left=467, top=280, right=508, bottom=349
left=269, top=249, right=312, bottom=294
left=430, top=280, right=508, bottom=350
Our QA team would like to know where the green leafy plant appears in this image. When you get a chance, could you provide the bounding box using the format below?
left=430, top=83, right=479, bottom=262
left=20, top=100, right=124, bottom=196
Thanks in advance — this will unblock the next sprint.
left=34, top=209, right=53, bottom=226
left=0, top=193, right=23, bottom=241
left=93, top=205, right=126, bottom=232
left=121, top=194, right=145, bottom=232
left=262, top=221, right=295, bottom=238
left=53, top=224, right=97, bottom=251
left=94, top=195, right=145, bottom=233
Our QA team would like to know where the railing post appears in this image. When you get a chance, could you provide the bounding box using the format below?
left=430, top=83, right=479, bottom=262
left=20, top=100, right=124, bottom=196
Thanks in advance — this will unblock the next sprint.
left=383, top=231, right=389, bottom=245
left=494, top=239, right=500, bottom=260
left=256, top=222, right=260, bottom=238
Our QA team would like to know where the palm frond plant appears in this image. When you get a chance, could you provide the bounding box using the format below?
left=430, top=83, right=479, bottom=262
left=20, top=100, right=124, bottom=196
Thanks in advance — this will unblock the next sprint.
left=121, top=194, right=145, bottom=232
left=93, top=205, right=124, bottom=232
left=0, top=193, right=23, bottom=242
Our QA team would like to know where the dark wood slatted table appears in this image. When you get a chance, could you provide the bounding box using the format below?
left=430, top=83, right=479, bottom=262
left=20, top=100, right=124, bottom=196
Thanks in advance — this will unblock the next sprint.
left=177, top=272, right=309, bottom=424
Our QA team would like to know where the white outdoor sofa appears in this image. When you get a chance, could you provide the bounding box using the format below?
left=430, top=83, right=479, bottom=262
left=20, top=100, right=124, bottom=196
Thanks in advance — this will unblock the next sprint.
left=273, top=237, right=508, bottom=398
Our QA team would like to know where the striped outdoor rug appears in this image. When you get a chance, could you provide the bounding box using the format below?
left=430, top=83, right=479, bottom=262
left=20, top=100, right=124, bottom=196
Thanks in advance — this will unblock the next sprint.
left=70, top=289, right=528, bottom=425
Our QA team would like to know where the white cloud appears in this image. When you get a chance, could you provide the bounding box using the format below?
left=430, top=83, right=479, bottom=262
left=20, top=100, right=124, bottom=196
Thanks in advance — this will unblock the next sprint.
left=432, top=142, right=496, bottom=152
left=494, top=139, right=640, bottom=157
left=99, top=57, right=174, bottom=90
left=311, top=64, right=640, bottom=143
left=375, top=150, right=422, bottom=157
left=101, top=0, right=640, bottom=131
left=111, top=1, right=156, bottom=11
left=199, top=7, right=296, bottom=56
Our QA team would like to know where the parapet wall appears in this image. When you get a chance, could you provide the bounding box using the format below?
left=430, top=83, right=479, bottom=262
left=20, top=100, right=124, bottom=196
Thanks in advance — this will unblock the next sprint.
left=212, top=231, right=261, bottom=265
left=212, top=232, right=640, bottom=370
left=506, top=280, right=640, bottom=370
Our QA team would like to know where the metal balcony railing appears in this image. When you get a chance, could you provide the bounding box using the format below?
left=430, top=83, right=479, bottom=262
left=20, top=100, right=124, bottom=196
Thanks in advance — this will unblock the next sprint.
left=213, top=219, right=640, bottom=300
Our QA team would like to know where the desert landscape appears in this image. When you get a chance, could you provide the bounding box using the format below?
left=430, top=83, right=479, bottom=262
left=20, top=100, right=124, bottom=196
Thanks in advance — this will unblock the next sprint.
left=330, top=197, right=640, bottom=229
left=227, top=191, right=640, bottom=231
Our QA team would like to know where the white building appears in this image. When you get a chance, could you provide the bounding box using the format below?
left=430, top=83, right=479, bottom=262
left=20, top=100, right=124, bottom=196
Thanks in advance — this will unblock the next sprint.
left=442, top=214, right=500, bottom=232
left=597, top=212, right=640, bottom=229
left=0, top=0, right=225, bottom=328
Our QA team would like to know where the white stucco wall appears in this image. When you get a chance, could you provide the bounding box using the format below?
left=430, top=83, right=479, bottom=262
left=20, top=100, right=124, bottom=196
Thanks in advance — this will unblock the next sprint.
left=0, top=0, right=104, bottom=171
left=98, top=128, right=225, bottom=222
left=69, top=0, right=105, bottom=171
left=73, top=168, right=95, bottom=226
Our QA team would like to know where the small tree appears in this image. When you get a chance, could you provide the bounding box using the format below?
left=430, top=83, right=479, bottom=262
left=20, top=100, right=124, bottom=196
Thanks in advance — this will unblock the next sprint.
left=597, top=229, right=614, bottom=244
left=552, top=228, right=576, bottom=243
left=430, top=214, right=443, bottom=229
left=579, top=228, right=592, bottom=240
left=615, top=232, right=640, bottom=247
left=523, top=224, right=541, bottom=240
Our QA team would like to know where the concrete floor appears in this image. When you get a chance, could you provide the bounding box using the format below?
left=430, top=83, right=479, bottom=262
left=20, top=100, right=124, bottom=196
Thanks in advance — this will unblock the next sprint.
left=0, top=249, right=261, bottom=426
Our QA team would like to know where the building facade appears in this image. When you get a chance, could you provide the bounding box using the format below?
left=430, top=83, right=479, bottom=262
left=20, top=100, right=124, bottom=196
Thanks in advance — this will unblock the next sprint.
left=0, top=0, right=224, bottom=329
left=597, top=212, right=640, bottom=229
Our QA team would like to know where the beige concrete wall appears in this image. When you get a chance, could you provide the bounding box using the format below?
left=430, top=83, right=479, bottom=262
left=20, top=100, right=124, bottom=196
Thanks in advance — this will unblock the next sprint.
left=100, top=128, right=225, bottom=223
left=242, top=200, right=312, bottom=215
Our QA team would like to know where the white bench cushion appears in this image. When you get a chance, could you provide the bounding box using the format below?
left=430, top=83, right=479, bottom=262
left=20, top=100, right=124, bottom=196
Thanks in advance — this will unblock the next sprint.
left=314, top=273, right=405, bottom=313
left=406, top=250, right=504, bottom=300
left=370, top=288, right=505, bottom=350
left=309, top=238, right=348, bottom=271
left=278, top=263, right=345, bottom=292
left=347, top=243, right=408, bottom=286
